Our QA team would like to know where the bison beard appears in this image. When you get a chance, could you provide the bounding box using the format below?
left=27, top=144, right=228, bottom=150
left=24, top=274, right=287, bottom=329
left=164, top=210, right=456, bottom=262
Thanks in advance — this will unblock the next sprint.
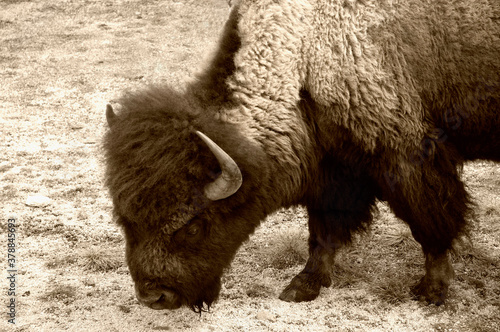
left=103, top=0, right=500, bottom=310
left=134, top=273, right=221, bottom=312
left=155, top=281, right=220, bottom=313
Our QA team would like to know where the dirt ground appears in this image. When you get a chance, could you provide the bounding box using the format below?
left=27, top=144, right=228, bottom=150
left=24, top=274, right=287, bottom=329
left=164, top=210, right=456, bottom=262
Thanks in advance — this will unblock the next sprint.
left=1, top=0, right=499, bottom=331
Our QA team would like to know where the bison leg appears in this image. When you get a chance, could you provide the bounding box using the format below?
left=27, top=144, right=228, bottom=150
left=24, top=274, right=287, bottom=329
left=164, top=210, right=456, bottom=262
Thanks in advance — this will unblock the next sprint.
left=382, top=144, right=469, bottom=305
left=280, top=170, right=376, bottom=302
left=278, top=212, right=338, bottom=302
left=411, top=252, right=454, bottom=305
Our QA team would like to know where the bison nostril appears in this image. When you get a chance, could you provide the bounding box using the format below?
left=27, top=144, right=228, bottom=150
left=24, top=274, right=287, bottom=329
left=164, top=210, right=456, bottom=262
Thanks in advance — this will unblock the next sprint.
left=150, top=289, right=182, bottom=310
left=135, top=284, right=161, bottom=304
left=135, top=284, right=182, bottom=310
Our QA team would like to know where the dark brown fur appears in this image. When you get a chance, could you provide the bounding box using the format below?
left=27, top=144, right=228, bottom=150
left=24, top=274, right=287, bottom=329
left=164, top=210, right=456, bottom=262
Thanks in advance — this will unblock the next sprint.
left=104, top=2, right=500, bottom=311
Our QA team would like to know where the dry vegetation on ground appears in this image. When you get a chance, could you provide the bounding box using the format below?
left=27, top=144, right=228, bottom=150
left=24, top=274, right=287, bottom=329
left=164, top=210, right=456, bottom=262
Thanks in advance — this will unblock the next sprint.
left=1, top=1, right=499, bottom=331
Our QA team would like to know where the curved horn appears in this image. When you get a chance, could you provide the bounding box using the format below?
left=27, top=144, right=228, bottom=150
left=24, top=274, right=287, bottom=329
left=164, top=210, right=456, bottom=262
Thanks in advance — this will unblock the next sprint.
left=196, top=131, right=242, bottom=200
left=106, top=104, right=117, bottom=127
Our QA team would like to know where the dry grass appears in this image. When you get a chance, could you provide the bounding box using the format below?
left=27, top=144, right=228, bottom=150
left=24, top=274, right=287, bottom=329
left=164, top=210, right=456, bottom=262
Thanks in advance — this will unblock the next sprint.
left=262, top=228, right=309, bottom=269
left=370, top=274, right=413, bottom=305
left=80, top=246, right=123, bottom=272
left=1, top=1, right=499, bottom=331
left=45, top=254, right=78, bottom=269
left=40, top=285, right=77, bottom=305
left=380, top=227, right=419, bottom=250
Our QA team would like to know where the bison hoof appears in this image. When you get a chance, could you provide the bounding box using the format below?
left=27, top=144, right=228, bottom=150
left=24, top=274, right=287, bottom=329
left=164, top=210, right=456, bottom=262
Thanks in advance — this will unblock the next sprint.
left=411, top=276, right=449, bottom=306
left=279, top=273, right=324, bottom=302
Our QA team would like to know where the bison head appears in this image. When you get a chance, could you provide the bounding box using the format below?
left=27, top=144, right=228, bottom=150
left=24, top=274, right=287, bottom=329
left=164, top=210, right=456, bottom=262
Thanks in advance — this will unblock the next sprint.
left=103, top=89, right=268, bottom=312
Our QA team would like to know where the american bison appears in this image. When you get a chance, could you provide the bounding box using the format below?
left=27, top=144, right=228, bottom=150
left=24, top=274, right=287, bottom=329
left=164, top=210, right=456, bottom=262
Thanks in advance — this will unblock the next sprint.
left=103, top=0, right=500, bottom=312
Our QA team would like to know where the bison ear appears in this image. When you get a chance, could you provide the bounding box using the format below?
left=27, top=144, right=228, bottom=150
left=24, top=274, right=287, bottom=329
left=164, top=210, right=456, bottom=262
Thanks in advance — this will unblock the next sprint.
left=106, top=104, right=117, bottom=128
left=195, top=131, right=243, bottom=200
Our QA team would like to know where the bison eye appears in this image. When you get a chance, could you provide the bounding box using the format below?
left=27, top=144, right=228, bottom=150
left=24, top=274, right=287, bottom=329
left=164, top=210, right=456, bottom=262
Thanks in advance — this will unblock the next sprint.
left=173, top=220, right=203, bottom=244
left=186, top=224, right=200, bottom=236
